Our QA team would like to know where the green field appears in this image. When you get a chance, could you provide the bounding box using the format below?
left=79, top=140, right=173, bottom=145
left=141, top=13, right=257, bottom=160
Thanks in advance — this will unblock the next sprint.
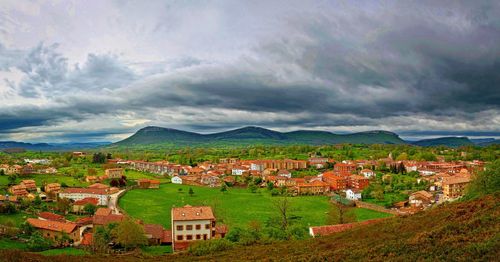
left=0, top=238, right=28, bottom=250
left=351, top=207, right=393, bottom=221
left=120, top=184, right=332, bottom=229
left=0, top=213, right=35, bottom=227
left=120, top=184, right=392, bottom=230
left=141, top=245, right=172, bottom=256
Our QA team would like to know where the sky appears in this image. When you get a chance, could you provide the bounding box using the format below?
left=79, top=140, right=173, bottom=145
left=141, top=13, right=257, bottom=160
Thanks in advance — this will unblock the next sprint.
left=0, top=0, right=499, bottom=143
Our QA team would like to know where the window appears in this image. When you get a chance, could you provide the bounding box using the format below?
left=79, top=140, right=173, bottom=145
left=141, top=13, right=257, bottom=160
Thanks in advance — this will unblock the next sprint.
left=212, top=230, right=215, bottom=237
left=203, top=234, right=207, bottom=240
left=196, top=234, right=201, bottom=240
left=195, top=224, right=201, bottom=230
left=177, top=235, right=183, bottom=241
left=176, top=225, right=183, bottom=231
left=186, top=225, right=193, bottom=230
left=186, top=235, right=193, bottom=240
left=211, top=221, right=216, bottom=227
left=205, top=224, right=210, bottom=229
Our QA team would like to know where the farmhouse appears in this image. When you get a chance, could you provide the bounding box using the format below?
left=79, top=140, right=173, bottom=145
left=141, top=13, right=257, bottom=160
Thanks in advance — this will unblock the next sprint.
left=38, top=212, right=65, bottom=222
left=144, top=224, right=165, bottom=245
left=409, top=191, right=434, bottom=208
left=9, top=184, right=29, bottom=197
left=20, top=180, right=37, bottom=191
left=105, top=168, right=124, bottom=179
left=345, top=189, right=362, bottom=201
left=442, top=176, right=470, bottom=199
left=171, top=205, right=217, bottom=251
left=93, top=208, right=124, bottom=227
left=171, top=176, right=183, bottom=184
left=59, top=187, right=113, bottom=206
left=73, top=197, right=99, bottom=213
left=295, top=180, right=330, bottom=195
left=360, top=169, right=375, bottom=178
left=27, top=218, right=80, bottom=244
left=137, top=179, right=161, bottom=189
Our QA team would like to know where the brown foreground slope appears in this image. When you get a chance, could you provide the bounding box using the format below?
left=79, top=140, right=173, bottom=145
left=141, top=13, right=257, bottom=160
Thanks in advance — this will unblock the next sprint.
left=1, top=194, right=499, bottom=262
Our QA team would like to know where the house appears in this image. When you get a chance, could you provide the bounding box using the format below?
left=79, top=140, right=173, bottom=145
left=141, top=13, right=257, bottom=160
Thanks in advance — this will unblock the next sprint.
left=442, top=176, right=471, bottom=199
left=73, top=197, right=99, bottom=213
left=27, top=218, right=80, bottom=244
left=308, top=157, right=330, bottom=169
left=59, top=187, right=113, bottom=206
left=137, top=179, right=161, bottom=189
left=334, top=163, right=357, bottom=173
left=85, top=176, right=98, bottom=183
left=345, top=189, right=362, bottom=201
left=144, top=224, right=165, bottom=245
left=200, top=175, right=220, bottom=187
left=92, top=208, right=124, bottom=227
left=295, top=180, right=330, bottom=195
left=250, top=161, right=265, bottom=171
left=44, top=183, right=61, bottom=195
left=348, top=175, right=370, bottom=190
left=277, top=169, right=292, bottom=178
left=20, top=180, right=37, bottom=191
left=172, top=176, right=183, bottom=184
left=231, top=166, right=248, bottom=176
left=309, top=219, right=384, bottom=237
left=38, top=212, right=66, bottom=222
left=21, top=164, right=36, bottom=175
left=322, top=171, right=347, bottom=191
left=9, top=185, right=29, bottom=197
left=88, top=183, right=110, bottom=190
left=0, top=195, right=18, bottom=203
left=171, top=205, right=217, bottom=251
left=72, top=152, right=86, bottom=157
left=409, top=191, right=434, bottom=207
left=360, top=169, right=375, bottom=179
left=104, top=168, right=124, bottom=179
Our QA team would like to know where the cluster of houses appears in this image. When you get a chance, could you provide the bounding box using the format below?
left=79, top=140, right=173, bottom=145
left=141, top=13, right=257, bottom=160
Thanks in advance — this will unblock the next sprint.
left=0, top=163, right=56, bottom=175
left=85, top=168, right=125, bottom=183
left=25, top=202, right=226, bottom=252
left=7, top=179, right=61, bottom=200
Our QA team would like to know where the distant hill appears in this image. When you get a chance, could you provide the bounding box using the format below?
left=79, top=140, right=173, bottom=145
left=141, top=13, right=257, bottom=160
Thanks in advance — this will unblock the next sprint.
left=411, top=137, right=474, bottom=147
left=0, top=141, right=110, bottom=152
left=112, top=126, right=407, bottom=147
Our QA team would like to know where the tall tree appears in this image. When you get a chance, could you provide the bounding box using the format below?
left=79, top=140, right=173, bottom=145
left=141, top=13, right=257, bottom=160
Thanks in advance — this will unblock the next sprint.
left=113, top=218, right=147, bottom=250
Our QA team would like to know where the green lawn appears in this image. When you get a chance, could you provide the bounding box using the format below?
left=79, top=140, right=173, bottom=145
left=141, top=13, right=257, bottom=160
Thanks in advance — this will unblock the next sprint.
left=0, top=212, right=35, bottom=227
left=0, top=238, right=28, bottom=250
left=0, top=174, right=88, bottom=188
left=141, top=245, right=172, bottom=256
left=124, top=169, right=170, bottom=183
left=351, top=208, right=393, bottom=221
left=364, top=192, right=408, bottom=207
left=120, top=184, right=331, bottom=229
left=37, top=247, right=89, bottom=256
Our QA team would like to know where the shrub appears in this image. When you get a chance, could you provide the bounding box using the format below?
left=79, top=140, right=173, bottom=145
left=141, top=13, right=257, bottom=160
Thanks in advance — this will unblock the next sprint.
left=188, top=238, right=233, bottom=256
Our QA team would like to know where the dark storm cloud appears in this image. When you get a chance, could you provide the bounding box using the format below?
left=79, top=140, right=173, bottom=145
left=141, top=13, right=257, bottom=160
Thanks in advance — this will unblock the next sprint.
left=1, top=0, right=499, bottom=141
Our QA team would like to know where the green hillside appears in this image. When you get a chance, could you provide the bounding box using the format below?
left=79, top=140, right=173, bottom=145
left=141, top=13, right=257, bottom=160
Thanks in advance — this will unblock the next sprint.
left=412, top=137, right=474, bottom=147
left=111, top=126, right=406, bottom=148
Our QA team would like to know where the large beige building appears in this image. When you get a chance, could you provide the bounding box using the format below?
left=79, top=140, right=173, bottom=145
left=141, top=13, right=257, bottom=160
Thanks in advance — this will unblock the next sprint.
left=171, top=205, right=216, bottom=251
left=442, top=176, right=470, bottom=199
left=105, top=168, right=124, bottom=179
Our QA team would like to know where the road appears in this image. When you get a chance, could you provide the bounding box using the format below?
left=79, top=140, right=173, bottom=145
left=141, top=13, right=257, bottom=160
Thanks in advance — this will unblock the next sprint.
left=108, top=189, right=126, bottom=214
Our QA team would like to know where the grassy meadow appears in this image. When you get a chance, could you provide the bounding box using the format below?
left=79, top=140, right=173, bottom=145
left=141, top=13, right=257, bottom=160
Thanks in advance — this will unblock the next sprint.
left=119, top=184, right=392, bottom=229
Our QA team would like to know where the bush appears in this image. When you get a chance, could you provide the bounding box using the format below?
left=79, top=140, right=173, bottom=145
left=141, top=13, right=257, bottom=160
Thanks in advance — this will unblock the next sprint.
left=188, top=238, right=233, bottom=256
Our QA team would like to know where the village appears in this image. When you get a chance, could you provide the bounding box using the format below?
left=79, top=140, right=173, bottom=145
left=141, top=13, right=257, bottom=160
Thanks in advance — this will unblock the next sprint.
left=0, top=148, right=484, bottom=255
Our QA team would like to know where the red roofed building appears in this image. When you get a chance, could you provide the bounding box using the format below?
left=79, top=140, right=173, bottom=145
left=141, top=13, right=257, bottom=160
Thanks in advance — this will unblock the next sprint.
left=144, top=224, right=165, bottom=245
left=38, top=212, right=65, bottom=222
left=27, top=218, right=80, bottom=244
left=73, top=197, right=99, bottom=213
left=92, top=208, right=124, bottom=226
left=296, top=180, right=330, bottom=195
left=9, top=184, right=29, bottom=197
left=348, top=175, right=370, bottom=190
left=322, top=171, right=347, bottom=191
left=59, top=187, right=113, bottom=205
left=334, top=163, right=357, bottom=173
left=309, top=219, right=385, bottom=237
left=20, top=180, right=37, bottom=191
left=171, top=205, right=216, bottom=251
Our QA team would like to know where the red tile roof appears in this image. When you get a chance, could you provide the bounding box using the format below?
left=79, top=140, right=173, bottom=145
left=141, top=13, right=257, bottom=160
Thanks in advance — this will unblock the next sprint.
left=27, top=218, right=78, bottom=233
left=172, top=205, right=215, bottom=221
left=144, top=224, right=164, bottom=239
left=38, top=212, right=65, bottom=222
left=74, top=197, right=99, bottom=206
left=61, top=187, right=111, bottom=195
